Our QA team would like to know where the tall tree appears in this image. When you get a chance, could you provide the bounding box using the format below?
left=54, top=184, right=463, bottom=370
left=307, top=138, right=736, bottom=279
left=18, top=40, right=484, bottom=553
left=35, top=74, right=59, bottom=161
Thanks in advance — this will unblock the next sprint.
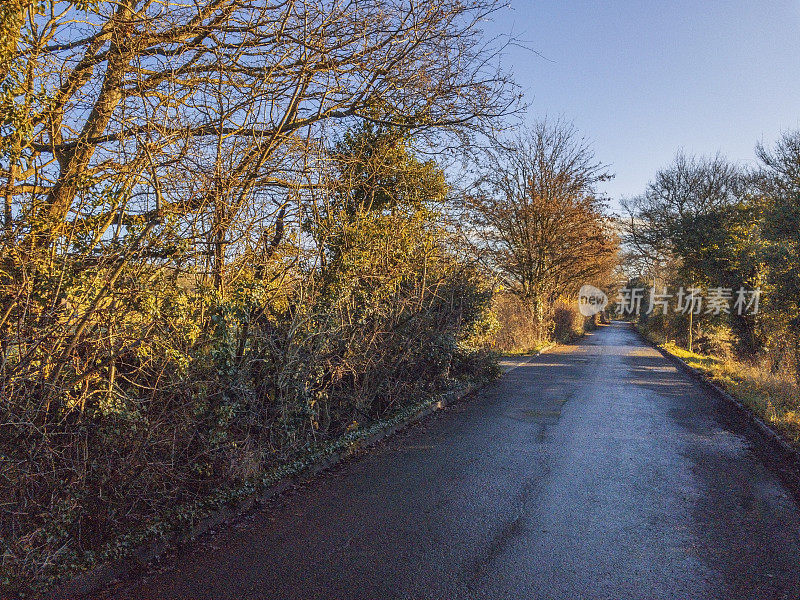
left=622, top=153, right=764, bottom=353
left=621, top=152, right=744, bottom=280
left=756, top=130, right=800, bottom=379
left=463, top=119, right=618, bottom=334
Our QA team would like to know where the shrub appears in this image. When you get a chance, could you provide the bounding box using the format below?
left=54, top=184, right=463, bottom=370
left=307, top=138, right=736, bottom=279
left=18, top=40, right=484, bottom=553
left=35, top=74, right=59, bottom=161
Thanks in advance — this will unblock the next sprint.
left=552, top=300, right=585, bottom=342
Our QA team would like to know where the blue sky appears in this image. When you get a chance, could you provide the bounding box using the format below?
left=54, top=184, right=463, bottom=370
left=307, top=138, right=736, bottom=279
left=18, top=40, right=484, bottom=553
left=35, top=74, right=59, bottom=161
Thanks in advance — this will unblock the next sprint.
left=486, top=0, right=800, bottom=208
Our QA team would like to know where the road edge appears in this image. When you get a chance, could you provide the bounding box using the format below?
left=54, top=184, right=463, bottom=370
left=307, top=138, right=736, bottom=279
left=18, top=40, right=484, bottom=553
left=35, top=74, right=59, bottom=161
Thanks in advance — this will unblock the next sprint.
left=47, top=348, right=551, bottom=599
left=630, top=322, right=800, bottom=499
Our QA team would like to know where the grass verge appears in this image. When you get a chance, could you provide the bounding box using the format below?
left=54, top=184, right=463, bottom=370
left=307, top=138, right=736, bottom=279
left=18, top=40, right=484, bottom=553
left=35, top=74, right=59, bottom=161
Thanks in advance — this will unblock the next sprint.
left=501, top=341, right=555, bottom=356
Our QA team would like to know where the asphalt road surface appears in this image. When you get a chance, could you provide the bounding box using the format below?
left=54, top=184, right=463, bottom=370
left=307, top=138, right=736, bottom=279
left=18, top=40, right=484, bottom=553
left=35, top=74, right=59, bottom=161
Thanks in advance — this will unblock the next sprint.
left=103, top=322, right=800, bottom=600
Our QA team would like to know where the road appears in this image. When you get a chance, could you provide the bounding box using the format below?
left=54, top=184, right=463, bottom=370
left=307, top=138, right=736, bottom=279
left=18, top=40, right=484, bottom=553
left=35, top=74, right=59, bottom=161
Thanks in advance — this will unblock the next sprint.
left=103, top=322, right=800, bottom=600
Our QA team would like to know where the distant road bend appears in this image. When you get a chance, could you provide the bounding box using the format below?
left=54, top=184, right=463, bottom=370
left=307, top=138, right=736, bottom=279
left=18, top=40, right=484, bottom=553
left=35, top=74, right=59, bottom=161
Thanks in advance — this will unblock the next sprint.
left=103, top=322, right=800, bottom=600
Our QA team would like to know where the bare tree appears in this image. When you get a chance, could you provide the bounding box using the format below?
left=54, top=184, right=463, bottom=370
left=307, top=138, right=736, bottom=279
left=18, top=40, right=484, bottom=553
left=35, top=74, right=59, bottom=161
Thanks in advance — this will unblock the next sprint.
left=463, top=119, right=618, bottom=333
left=620, top=152, right=742, bottom=274
left=1, top=0, right=517, bottom=414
